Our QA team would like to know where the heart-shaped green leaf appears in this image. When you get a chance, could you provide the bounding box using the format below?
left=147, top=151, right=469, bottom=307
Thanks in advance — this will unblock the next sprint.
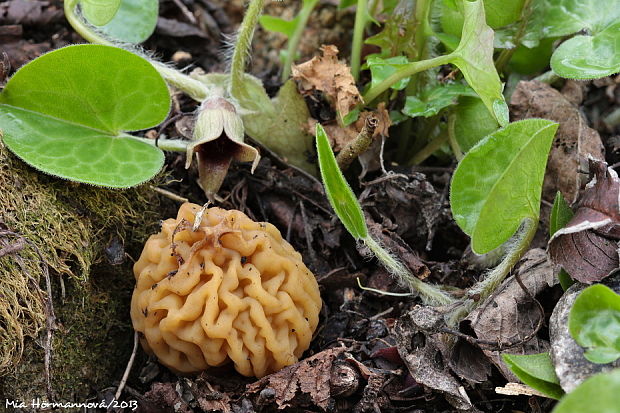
left=551, top=21, right=620, bottom=79
left=552, top=369, right=620, bottom=413
left=569, top=285, right=620, bottom=364
left=0, top=44, right=170, bottom=188
left=79, top=0, right=121, bottom=26
left=316, top=123, right=367, bottom=240
left=502, top=353, right=564, bottom=399
left=450, top=119, right=558, bottom=254
left=523, top=0, right=620, bottom=79
left=98, top=0, right=159, bottom=44
left=450, top=0, right=509, bottom=126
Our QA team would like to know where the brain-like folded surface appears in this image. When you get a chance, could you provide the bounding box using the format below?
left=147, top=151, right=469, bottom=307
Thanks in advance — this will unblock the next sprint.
left=131, top=203, right=321, bottom=377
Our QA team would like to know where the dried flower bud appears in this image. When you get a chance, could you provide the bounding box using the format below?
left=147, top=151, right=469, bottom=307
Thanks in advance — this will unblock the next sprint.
left=186, top=96, right=260, bottom=199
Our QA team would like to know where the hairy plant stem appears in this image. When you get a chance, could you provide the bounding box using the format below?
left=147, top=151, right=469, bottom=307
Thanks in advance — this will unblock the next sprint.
left=362, top=54, right=452, bottom=104
left=63, top=0, right=209, bottom=101
left=281, top=0, right=318, bottom=81
left=446, top=218, right=538, bottom=326
left=351, top=0, right=368, bottom=81
left=230, top=0, right=265, bottom=101
left=363, top=236, right=455, bottom=305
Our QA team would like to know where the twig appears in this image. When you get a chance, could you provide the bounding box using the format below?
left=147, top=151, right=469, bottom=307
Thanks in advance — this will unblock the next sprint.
left=111, top=332, right=140, bottom=408
left=172, top=0, right=197, bottom=24
left=149, top=186, right=189, bottom=203
left=336, top=115, right=379, bottom=170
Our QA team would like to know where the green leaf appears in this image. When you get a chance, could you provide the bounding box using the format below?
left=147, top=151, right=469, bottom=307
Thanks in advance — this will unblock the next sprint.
left=402, top=83, right=477, bottom=119
left=552, top=369, right=620, bottom=413
left=502, top=353, right=564, bottom=400
left=364, top=1, right=415, bottom=59
left=0, top=44, right=170, bottom=188
left=98, top=0, right=159, bottom=44
left=315, top=124, right=368, bottom=240
left=453, top=96, right=499, bottom=152
left=367, top=56, right=411, bottom=91
left=450, top=0, right=509, bottom=126
left=522, top=0, right=620, bottom=79
left=550, top=192, right=575, bottom=290
left=339, top=0, right=357, bottom=9
left=79, top=0, right=121, bottom=26
left=440, top=0, right=525, bottom=34
left=450, top=119, right=558, bottom=254
left=550, top=191, right=574, bottom=237
left=569, top=285, right=620, bottom=364
left=551, top=21, right=620, bottom=79
left=259, top=15, right=300, bottom=37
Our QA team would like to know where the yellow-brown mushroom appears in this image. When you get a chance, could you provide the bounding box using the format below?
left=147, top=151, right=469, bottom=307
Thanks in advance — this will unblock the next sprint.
left=131, top=203, right=321, bottom=377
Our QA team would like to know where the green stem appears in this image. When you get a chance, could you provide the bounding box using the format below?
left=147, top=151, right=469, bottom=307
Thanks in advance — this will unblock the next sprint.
left=351, top=0, right=368, bottom=81
left=230, top=0, right=265, bottom=100
left=281, top=0, right=318, bottom=81
left=446, top=218, right=538, bottom=325
left=364, top=235, right=455, bottom=305
left=64, top=0, right=209, bottom=101
left=362, top=54, right=452, bottom=104
left=409, top=131, right=449, bottom=165
left=494, top=0, right=533, bottom=73
left=414, top=0, right=433, bottom=61
left=129, top=136, right=189, bottom=152
left=447, top=112, right=463, bottom=161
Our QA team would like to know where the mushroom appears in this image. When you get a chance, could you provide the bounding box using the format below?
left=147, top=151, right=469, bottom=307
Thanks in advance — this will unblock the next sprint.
left=131, top=203, right=322, bottom=377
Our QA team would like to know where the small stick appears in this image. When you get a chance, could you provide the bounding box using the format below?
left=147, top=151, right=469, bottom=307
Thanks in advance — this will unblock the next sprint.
left=172, top=0, right=197, bottom=24
left=336, top=115, right=379, bottom=170
left=112, top=332, right=139, bottom=407
left=149, top=186, right=189, bottom=203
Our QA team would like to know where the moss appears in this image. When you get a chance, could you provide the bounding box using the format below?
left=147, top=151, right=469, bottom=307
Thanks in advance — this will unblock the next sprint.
left=0, top=141, right=169, bottom=401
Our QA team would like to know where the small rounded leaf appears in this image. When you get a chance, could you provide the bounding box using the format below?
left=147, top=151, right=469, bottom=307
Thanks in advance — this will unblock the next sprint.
left=0, top=44, right=171, bottom=188
left=450, top=119, right=558, bottom=254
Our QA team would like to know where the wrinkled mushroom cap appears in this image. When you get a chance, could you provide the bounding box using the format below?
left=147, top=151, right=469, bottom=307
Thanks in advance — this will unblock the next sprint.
left=131, top=203, right=321, bottom=377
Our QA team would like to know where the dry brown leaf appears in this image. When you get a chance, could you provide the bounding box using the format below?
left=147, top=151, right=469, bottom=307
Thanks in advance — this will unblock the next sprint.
left=292, top=45, right=362, bottom=119
left=510, top=80, right=604, bottom=203
left=245, top=347, right=347, bottom=411
left=548, top=159, right=620, bottom=283
left=465, top=249, right=557, bottom=380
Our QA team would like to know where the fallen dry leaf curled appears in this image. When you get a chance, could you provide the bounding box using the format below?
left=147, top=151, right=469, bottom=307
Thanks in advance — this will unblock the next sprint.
left=293, top=45, right=362, bottom=120
left=549, top=159, right=620, bottom=283
left=245, top=347, right=347, bottom=411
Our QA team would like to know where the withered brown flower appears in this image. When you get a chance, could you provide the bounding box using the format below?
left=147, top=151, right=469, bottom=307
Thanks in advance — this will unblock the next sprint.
left=185, top=95, right=259, bottom=199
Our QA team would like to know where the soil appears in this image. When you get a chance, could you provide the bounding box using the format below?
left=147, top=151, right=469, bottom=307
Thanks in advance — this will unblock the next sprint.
left=0, top=1, right=619, bottom=413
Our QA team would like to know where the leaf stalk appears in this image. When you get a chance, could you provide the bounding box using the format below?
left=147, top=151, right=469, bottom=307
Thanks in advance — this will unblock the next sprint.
left=230, top=0, right=265, bottom=101
left=63, top=0, right=209, bottom=101
left=351, top=0, right=369, bottom=81
left=363, top=236, right=455, bottom=305
left=446, top=218, right=538, bottom=325
left=281, top=0, right=318, bottom=81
